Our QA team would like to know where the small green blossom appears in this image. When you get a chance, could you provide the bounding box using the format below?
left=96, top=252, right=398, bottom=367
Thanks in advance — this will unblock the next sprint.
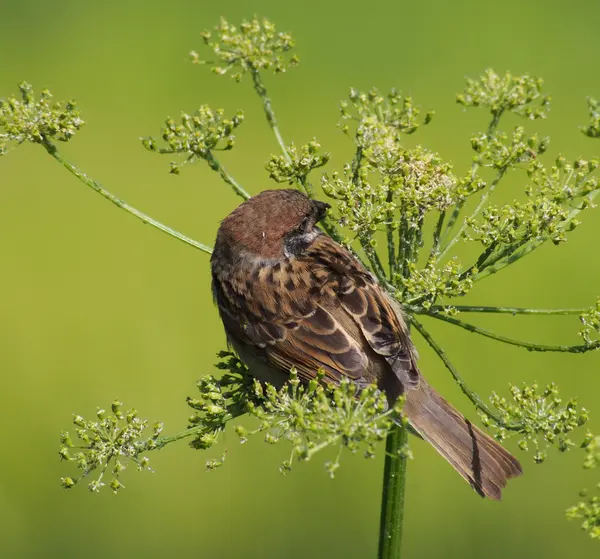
left=582, top=97, right=600, bottom=138
left=457, top=69, right=551, bottom=121
left=142, top=106, right=244, bottom=174
left=266, top=140, right=329, bottom=184
left=567, top=486, right=600, bottom=539
left=566, top=435, right=600, bottom=539
left=191, top=17, right=298, bottom=81
left=581, top=433, right=600, bottom=469
left=481, top=383, right=588, bottom=461
left=58, top=400, right=159, bottom=493
left=0, top=82, right=84, bottom=153
left=579, top=298, right=600, bottom=345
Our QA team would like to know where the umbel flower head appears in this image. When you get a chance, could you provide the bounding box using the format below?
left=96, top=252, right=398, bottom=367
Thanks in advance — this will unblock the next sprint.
left=190, top=17, right=299, bottom=82
left=59, top=400, right=162, bottom=493
left=142, top=105, right=244, bottom=174
left=457, top=69, right=551, bottom=121
left=0, top=82, right=84, bottom=154
left=481, top=382, right=589, bottom=464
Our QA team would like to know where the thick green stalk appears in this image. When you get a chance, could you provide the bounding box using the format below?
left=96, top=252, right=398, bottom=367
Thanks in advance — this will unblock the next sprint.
left=41, top=139, right=214, bottom=255
left=378, top=422, right=409, bottom=559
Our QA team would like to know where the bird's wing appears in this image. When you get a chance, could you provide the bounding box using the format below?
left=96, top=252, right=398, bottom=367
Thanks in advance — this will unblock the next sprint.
left=213, top=233, right=419, bottom=387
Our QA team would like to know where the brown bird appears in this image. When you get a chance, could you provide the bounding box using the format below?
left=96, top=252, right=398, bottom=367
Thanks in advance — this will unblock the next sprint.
left=211, top=188, right=522, bottom=499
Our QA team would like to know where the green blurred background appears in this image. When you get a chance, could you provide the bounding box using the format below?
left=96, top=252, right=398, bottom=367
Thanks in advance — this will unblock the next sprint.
left=1, top=0, right=599, bottom=557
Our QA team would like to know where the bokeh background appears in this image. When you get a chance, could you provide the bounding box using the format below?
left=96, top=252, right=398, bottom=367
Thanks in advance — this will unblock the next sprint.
left=1, top=0, right=599, bottom=557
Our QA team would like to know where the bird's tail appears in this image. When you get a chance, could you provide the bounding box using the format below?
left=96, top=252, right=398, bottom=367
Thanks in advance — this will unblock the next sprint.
left=403, top=379, right=522, bottom=500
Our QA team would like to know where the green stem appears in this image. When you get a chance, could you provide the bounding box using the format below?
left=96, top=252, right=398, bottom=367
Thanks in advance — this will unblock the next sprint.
left=156, top=398, right=248, bottom=450
left=204, top=152, right=250, bottom=200
left=410, top=317, right=523, bottom=429
left=378, top=423, right=408, bottom=559
left=429, top=305, right=587, bottom=315
left=362, top=240, right=388, bottom=283
left=397, top=213, right=409, bottom=279
left=251, top=68, right=291, bottom=164
left=386, top=190, right=397, bottom=280
left=424, top=310, right=600, bottom=353
left=154, top=422, right=226, bottom=449
left=437, top=112, right=503, bottom=253
left=41, top=139, right=213, bottom=255
left=438, top=166, right=507, bottom=259
left=428, top=210, right=446, bottom=263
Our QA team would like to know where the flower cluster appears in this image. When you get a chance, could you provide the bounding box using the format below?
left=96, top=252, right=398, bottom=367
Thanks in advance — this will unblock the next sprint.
left=236, top=370, right=405, bottom=477
left=340, top=87, right=431, bottom=142
left=470, top=127, right=549, bottom=169
left=402, top=258, right=475, bottom=307
left=386, top=149, right=484, bottom=223
left=457, top=69, right=551, bottom=121
left=59, top=400, right=162, bottom=493
left=481, top=383, right=588, bottom=463
left=0, top=82, right=84, bottom=153
left=466, top=157, right=600, bottom=251
left=266, top=140, right=330, bottom=184
left=186, top=351, right=253, bottom=460
left=191, top=17, right=299, bottom=81
left=321, top=168, right=392, bottom=238
left=142, top=106, right=244, bottom=174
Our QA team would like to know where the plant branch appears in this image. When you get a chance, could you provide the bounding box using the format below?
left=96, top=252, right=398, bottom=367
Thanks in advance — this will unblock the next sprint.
left=410, top=317, right=523, bottom=429
left=41, top=138, right=213, bottom=255
left=429, top=305, right=587, bottom=315
left=438, top=166, right=508, bottom=259
left=428, top=210, right=446, bottom=263
left=424, top=310, right=600, bottom=353
left=251, top=68, right=291, bottom=164
left=204, top=151, right=251, bottom=199
left=386, top=190, right=397, bottom=279
left=437, top=112, right=503, bottom=253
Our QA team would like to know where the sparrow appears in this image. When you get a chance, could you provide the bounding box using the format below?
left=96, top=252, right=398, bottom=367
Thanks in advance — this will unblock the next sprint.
left=211, top=188, right=522, bottom=499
